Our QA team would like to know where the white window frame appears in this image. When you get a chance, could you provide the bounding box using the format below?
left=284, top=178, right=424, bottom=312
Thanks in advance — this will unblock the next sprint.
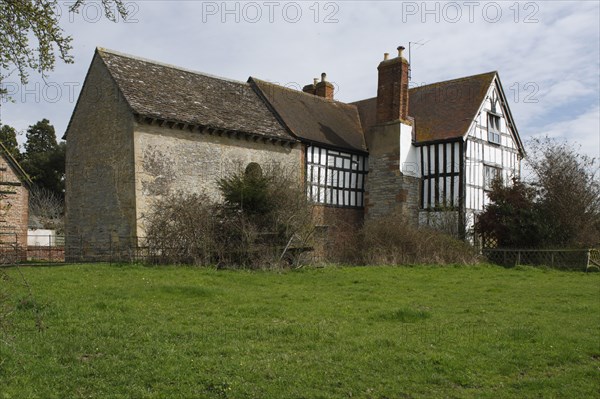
left=484, top=164, right=502, bottom=191
left=487, top=113, right=501, bottom=145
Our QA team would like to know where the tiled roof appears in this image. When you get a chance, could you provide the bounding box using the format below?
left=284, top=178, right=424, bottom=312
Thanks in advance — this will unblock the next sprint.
left=353, top=71, right=497, bottom=143
left=96, top=48, right=295, bottom=141
left=250, top=78, right=367, bottom=152
left=0, top=142, right=32, bottom=188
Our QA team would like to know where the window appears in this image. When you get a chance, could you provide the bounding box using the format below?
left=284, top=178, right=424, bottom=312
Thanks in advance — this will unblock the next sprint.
left=484, top=165, right=502, bottom=191
left=306, top=146, right=367, bottom=207
left=487, top=113, right=501, bottom=145
left=488, top=113, right=501, bottom=144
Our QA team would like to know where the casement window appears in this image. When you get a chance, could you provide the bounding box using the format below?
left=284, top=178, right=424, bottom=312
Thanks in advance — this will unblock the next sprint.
left=487, top=113, right=501, bottom=145
left=484, top=165, right=502, bottom=191
left=306, top=145, right=367, bottom=208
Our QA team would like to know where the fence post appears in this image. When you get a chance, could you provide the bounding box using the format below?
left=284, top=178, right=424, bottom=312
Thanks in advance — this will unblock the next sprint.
left=585, top=250, right=591, bottom=272
left=516, top=251, right=521, bottom=266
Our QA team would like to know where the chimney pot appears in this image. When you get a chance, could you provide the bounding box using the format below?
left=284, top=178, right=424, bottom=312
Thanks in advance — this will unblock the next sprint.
left=383, top=53, right=389, bottom=61
left=313, top=77, right=318, bottom=85
left=397, top=46, right=405, bottom=57
left=321, top=72, right=326, bottom=82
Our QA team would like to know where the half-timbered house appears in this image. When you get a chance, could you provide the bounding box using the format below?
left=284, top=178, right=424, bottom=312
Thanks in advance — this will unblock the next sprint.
left=64, top=46, right=524, bottom=258
left=353, top=51, right=525, bottom=239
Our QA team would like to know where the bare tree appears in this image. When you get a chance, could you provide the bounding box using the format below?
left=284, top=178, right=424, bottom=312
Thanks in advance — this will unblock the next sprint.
left=526, top=137, right=599, bottom=247
left=28, top=185, right=64, bottom=232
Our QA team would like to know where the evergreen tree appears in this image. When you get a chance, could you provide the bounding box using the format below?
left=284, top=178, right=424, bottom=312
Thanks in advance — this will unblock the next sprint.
left=21, top=119, right=65, bottom=198
left=0, top=124, right=20, bottom=159
left=475, top=177, right=543, bottom=248
left=24, top=118, right=57, bottom=154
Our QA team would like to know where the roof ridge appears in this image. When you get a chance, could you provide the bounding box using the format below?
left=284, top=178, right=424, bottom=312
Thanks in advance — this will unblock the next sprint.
left=96, top=47, right=249, bottom=85
left=349, top=71, right=497, bottom=104
left=0, top=141, right=32, bottom=186
left=409, top=71, right=497, bottom=91
left=250, top=77, right=353, bottom=106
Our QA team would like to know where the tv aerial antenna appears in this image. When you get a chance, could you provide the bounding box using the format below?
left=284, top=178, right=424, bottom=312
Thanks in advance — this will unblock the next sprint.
left=409, top=40, right=429, bottom=81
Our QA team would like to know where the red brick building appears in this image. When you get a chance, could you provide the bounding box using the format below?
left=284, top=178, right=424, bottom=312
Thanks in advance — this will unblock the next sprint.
left=0, top=142, right=31, bottom=260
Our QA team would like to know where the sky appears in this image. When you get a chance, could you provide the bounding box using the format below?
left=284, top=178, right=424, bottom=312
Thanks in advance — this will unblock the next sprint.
left=1, top=1, right=599, bottom=168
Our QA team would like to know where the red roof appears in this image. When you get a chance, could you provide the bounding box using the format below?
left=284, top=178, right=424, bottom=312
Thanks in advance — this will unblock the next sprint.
left=353, top=71, right=497, bottom=143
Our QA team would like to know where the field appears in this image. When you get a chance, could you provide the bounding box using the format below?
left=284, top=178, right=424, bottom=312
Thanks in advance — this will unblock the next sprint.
left=1, top=264, right=599, bottom=398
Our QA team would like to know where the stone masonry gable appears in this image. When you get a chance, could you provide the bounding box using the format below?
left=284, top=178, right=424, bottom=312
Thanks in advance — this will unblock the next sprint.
left=95, top=48, right=295, bottom=141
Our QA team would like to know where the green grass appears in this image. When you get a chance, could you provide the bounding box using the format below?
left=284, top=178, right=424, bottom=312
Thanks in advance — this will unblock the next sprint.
left=1, top=264, right=599, bottom=398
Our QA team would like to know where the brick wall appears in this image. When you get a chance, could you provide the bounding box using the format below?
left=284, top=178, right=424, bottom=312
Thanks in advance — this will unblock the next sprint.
left=376, top=50, right=410, bottom=124
left=0, top=154, right=29, bottom=254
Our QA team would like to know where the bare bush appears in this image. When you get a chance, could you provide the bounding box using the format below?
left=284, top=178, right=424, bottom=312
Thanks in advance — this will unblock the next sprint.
left=360, top=214, right=480, bottom=265
left=143, top=192, right=220, bottom=265
left=143, top=164, right=314, bottom=269
left=526, top=138, right=600, bottom=248
left=28, top=185, right=64, bottom=232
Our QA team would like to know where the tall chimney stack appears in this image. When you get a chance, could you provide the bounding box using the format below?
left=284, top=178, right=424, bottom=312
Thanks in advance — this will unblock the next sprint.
left=315, top=72, right=334, bottom=100
left=376, top=45, right=410, bottom=123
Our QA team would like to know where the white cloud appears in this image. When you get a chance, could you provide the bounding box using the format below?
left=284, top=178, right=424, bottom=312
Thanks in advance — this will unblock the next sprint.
left=1, top=0, right=598, bottom=158
left=526, top=105, right=600, bottom=159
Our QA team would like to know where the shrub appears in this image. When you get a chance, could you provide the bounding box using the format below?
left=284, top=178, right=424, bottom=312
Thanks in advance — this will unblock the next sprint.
left=359, top=214, right=480, bottom=265
left=144, top=192, right=221, bottom=265
left=476, top=138, right=600, bottom=249
left=144, top=164, right=314, bottom=269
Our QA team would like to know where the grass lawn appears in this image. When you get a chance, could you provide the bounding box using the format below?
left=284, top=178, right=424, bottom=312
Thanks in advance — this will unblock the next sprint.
left=1, top=264, right=599, bottom=398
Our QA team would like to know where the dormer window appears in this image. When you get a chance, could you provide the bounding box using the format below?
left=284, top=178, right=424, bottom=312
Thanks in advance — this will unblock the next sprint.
left=488, top=113, right=501, bottom=145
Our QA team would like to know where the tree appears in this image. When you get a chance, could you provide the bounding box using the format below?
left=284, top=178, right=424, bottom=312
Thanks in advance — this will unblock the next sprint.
left=475, top=177, right=543, bottom=248
left=0, top=0, right=127, bottom=95
left=21, top=119, right=65, bottom=198
left=476, top=138, right=600, bottom=249
left=0, top=124, right=20, bottom=159
left=24, top=118, right=57, bottom=154
left=527, top=138, right=600, bottom=248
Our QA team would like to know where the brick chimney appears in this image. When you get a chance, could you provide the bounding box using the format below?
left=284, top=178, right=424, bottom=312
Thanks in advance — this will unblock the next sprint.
left=376, top=46, right=409, bottom=123
left=315, top=73, right=334, bottom=100
left=302, top=78, right=318, bottom=95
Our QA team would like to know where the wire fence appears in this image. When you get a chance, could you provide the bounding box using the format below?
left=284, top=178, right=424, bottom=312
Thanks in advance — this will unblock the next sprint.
left=3, top=233, right=599, bottom=272
left=1, top=234, right=315, bottom=267
left=483, top=248, right=600, bottom=271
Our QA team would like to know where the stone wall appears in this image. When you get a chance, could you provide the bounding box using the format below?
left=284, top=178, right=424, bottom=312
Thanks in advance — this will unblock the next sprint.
left=364, top=121, right=420, bottom=223
left=133, top=124, right=303, bottom=236
left=0, top=154, right=29, bottom=253
left=65, top=54, right=138, bottom=257
left=310, top=205, right=364, bottom=262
